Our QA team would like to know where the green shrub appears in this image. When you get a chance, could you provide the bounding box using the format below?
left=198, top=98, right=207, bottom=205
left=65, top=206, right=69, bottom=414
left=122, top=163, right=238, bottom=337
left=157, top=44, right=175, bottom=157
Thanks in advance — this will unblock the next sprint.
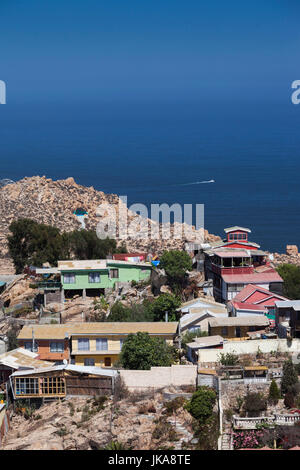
left=218, top=352, right=239, bottom=366
left=185, top=387, right=216, bottom=424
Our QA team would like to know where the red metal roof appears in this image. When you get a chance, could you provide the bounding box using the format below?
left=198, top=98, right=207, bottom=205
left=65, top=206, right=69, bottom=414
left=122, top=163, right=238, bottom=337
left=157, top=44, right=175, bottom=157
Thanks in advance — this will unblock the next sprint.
left=232, top=284, right=287, bottom=305
left=112, top=253, right=147, bottom=260
left=222, top=270, right=283, bottom=284
left=231, top=301, right=267, bottom=312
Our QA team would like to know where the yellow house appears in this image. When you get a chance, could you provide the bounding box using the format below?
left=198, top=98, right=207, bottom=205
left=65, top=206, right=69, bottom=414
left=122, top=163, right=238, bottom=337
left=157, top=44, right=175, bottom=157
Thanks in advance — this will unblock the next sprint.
left=70, top=322, right=178, bottom=367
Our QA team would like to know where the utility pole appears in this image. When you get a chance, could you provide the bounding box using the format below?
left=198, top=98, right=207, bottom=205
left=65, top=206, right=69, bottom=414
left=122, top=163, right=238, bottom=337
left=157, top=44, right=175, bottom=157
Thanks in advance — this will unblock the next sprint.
left=32, top=327, right=35, bottom=352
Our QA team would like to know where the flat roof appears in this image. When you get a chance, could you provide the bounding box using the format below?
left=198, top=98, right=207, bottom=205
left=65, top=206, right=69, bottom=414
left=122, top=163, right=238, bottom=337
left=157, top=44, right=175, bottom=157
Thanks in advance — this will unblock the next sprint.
left=57, top=259, right=151, bottom=271
left=187, top=336, right=224, bottom=349
left=208, top=316, right=269, bottom=327
left=275, top=300, right=300, bottom=310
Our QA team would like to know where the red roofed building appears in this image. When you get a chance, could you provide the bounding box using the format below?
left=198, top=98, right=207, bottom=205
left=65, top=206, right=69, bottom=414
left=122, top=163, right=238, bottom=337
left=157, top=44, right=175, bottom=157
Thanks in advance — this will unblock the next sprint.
left=111, top=253, right=149, bottom=263
left=228, top=284, right=288, bottom=327
left=203, top=227, right=284, bottom=303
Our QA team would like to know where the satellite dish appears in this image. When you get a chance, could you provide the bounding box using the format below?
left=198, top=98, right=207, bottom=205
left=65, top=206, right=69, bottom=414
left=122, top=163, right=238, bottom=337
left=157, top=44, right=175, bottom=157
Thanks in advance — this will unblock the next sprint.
left=63, top=359, right=68, bottom=365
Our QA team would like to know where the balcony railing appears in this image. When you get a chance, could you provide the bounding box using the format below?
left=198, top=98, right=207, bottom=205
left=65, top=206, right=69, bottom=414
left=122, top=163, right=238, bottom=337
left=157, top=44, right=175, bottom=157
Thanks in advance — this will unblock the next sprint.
left=37, top=281, right=61, bottom=290
left=233, top=413, right=300, bottom=430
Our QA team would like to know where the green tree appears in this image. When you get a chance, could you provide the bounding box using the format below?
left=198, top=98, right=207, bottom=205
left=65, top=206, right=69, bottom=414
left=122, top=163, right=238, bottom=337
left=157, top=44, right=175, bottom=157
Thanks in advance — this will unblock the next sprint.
left=108, top=301, right=154, bottom=322
left=119, top=332, right=175, bottom=370
left=185, top=386, right=216, bottom=425
left=8, top=218, right=68, bottom=273
left=281, top=360, right=299, bottom=395
left=67, top=230, right=117, bottom=260
left=268, top=380, right=281, bottom=405
left=160, top=250, right=192, bottom=291
left=277, top=264, right=300, bottom=299
left=147, top=293, right=181, bottom=322
left=244, top=392, right=267, bottom=417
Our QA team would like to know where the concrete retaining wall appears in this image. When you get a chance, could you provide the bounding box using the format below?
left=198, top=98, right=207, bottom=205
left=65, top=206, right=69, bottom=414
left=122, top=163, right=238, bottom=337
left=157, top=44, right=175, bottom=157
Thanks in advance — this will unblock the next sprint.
left=120, top=365, right=197, bottom=391
left=198, top=338, right=300, bottom=364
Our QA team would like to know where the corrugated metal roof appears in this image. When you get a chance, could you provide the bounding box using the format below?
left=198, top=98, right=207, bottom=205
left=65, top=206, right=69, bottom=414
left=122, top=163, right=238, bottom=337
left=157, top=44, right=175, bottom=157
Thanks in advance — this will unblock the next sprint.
left=222, top=271, right=283, bottom=284
left=11, top=364, right=118, bottom=377
left=0, top=348, right=52, bottom=370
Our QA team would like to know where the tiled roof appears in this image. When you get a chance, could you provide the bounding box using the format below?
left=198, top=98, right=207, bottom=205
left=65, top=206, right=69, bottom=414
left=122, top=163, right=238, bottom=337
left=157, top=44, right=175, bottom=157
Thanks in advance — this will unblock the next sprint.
left=18, top=322, right=178, bottom=340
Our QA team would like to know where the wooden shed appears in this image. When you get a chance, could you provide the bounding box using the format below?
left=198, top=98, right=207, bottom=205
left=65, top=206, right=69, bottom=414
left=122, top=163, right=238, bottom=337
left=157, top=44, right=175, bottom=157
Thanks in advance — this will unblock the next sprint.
left=10, top=364, right=118, bottom=400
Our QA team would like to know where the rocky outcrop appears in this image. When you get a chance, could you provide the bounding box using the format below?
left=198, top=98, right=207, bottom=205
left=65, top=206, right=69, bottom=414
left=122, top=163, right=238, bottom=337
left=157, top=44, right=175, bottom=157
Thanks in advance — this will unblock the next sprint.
left=2, top=392, right=195, bottom=450
left=286, top=245, right=299, bottom=256
left=0, top=176, right=219, bottom=263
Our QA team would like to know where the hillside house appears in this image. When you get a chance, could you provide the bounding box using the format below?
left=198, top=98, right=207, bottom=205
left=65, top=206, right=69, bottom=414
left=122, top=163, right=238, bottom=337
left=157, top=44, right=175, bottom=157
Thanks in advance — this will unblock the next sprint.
left=0, top=348, right=51, bottom=391
left=208, top=315, right=270, bottom=340
left=36, top=259, right=152, bottom=304
left=10, top=364, right=118, bottom=400
left=275, top=300, right=300, bottom=339
left=202, top=227, right=283, bottom=303
left=228, top=284, right=288, bottom=327
left=17, top=322, right=178, bottom=367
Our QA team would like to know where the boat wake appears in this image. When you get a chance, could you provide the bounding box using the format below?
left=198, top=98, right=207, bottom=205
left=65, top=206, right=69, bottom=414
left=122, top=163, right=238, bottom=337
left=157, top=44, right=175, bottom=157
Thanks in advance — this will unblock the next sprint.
left=178, top=179, right=215, bottom=186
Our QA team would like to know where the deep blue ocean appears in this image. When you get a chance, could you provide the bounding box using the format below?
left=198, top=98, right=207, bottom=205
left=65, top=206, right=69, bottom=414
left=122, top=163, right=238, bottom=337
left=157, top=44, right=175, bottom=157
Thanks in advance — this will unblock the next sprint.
left=0, top=98, right=300, bottom=253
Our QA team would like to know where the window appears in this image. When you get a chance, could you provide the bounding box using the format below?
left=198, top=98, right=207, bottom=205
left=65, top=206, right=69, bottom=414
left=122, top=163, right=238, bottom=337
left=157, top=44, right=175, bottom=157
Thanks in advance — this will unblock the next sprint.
left=221, top=327, right=228, bottom=336
left=50, top=342, right=64, bottom=353
left=109, top=269, right=119, bottom=279
left=96, top=338, right=108, bottom=351
left=88, top=272, right=100, bottom=283
left=235, top=326, right=241, bottom=338
left=84, top=358, right=95, bottom=366
left=64, top=273, right=76, bottom=284
left=24, top=341, right=38, bottom=353
left=188, top=326, right=201, bottom=333
left=78, top=338, right=90, bottom=351
left=104, top=357, right=111, bottom=367
left=41, top=377, right=65, bottom=395
left=15, top=377, right=39, bottom=396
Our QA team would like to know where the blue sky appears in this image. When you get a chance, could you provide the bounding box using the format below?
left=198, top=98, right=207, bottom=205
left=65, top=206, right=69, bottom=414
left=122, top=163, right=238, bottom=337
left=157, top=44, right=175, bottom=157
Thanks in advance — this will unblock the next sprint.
left=0, top=0, right=299, bottom=103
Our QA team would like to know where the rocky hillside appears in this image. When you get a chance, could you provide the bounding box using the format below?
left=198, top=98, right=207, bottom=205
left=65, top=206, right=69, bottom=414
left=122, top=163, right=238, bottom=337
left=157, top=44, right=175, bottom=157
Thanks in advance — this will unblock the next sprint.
left=2, top=391, right=195, bottom=450
left=0, top=176, right=220, bottom=261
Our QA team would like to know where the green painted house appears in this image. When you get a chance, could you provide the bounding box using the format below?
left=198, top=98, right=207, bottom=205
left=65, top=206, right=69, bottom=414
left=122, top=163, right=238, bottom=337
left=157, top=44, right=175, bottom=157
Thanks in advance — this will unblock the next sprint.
left=57, top=259, right=152, bottom=301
